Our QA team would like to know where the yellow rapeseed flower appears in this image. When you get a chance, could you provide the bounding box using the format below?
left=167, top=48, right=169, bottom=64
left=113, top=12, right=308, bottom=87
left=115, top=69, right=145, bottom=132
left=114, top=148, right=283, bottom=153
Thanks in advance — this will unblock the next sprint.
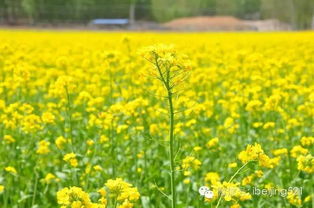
left=36, top=140, right=50, bottom=155
left=5, top=166, right=17, bottom=174
left=63, top=153, right=78, bottom=167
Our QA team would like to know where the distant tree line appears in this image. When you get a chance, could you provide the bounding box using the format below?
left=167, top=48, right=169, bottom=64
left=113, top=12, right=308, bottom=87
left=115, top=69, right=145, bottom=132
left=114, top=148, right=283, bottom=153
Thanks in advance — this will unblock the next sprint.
left=0, top=0, right=313, bottom=29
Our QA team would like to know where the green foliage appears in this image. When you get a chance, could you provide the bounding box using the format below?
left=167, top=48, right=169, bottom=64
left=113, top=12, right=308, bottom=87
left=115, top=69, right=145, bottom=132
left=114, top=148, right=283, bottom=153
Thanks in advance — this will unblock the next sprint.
left=215, top=0, right=237, bottom=16
left=0, top=0, right=313, bottom=29
left=151, top=0, right=203, bottom=22
left=261, top=0, right=314, bottom=29
left=21, top=0, right=36, bottom=22
left=292, top=0, right=314, bottom=29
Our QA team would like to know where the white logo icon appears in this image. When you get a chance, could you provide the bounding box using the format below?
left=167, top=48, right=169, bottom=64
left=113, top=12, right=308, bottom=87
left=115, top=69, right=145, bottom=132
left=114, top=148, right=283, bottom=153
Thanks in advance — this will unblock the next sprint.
left=199, top=186, right=209, bottom=196
left=199, top=186, right=214, bottom=199
left=204, top=190, right=214, bottom=199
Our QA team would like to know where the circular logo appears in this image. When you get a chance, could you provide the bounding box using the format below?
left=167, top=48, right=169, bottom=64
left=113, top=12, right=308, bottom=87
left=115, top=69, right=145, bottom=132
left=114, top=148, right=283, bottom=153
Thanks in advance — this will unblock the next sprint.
left=204, top=190, right=214, bottom=199
left=198, top=186, right=209, bottom=196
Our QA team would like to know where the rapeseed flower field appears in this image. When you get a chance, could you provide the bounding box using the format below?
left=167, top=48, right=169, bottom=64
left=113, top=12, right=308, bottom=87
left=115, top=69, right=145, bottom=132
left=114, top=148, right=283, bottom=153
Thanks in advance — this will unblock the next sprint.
left=0, top=30, right=313, bottom=208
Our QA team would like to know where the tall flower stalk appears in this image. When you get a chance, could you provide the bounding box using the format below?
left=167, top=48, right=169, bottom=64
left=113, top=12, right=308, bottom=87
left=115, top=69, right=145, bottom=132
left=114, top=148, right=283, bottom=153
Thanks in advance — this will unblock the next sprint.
left=141, top=44, right=190, bottom=208
left=167, top=85, right=176, bottom=208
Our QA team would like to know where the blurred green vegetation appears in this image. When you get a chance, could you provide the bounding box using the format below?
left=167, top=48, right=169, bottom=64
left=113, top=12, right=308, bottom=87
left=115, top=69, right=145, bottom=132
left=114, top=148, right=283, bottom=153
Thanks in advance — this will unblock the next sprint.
left=0, top=0, right=313, bottom=29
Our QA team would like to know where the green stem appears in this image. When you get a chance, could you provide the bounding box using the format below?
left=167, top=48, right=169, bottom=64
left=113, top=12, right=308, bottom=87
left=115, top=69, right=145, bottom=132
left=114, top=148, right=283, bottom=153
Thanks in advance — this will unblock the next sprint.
left=311, top=175, right=314, bottom=208
left=65, top=86, right=74, bottom=150
left=113, top=198, right=117, bottom=208
left=31, top=171, right=38, bottom=206
left=64, top=86, right=79, bottom=185
left=110, top=122, right=116, bottom=178
left=167, top=90, right=176, bottom=208
left=154, top=54, right=177, bottom=208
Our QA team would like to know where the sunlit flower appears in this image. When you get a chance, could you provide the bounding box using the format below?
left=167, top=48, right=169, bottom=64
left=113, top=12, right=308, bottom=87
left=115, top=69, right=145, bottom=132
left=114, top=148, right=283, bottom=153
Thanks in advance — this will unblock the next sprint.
left=36, top=140, right=50, bottom=155
left=55, top=136, right=67, bottom=149
left=3, top=135, right=15, bottom=143
left=5, top=166, right=17, bottom=174
left=182, top=156, right=202, bottom=170
left=63, top=153, right=78, bottom=167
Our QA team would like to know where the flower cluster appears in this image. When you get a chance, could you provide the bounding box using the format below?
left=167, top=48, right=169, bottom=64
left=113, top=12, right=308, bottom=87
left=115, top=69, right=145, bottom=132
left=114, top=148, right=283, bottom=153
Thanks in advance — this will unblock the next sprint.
left=238, top=143, right=280, bottom=168
left=63, top=153, right=78, bottom=167
left=36, top=140, right=50, bottom=154
left=297, top=154, right=314, bottom=173
left=57, top=178, right=140, bottom=208
left=57, top=186, right=104, bottom=208
left=140, top=44, right=191, bottom=90
left=181, top=156, right=202, bottom=170
left=105, top=178, right=140, bottom=205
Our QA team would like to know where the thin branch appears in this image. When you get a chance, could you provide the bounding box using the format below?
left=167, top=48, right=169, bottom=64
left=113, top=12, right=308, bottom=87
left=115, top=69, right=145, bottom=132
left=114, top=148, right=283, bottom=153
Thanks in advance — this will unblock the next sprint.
left=154, top=181, right=172, bottom=200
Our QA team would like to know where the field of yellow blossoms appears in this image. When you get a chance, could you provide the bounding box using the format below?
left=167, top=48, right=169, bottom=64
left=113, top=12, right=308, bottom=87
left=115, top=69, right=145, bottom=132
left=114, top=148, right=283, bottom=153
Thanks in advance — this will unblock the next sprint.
left=0, top=30, right=313, bottom=208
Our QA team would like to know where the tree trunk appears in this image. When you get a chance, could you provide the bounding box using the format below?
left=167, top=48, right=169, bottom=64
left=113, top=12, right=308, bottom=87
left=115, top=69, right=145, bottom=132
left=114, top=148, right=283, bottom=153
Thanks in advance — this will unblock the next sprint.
left=289, top=0, right=297, bottom=30
left=5, top=0, right=15, bottom=24
left=129, top=2, right=136, bottom=26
